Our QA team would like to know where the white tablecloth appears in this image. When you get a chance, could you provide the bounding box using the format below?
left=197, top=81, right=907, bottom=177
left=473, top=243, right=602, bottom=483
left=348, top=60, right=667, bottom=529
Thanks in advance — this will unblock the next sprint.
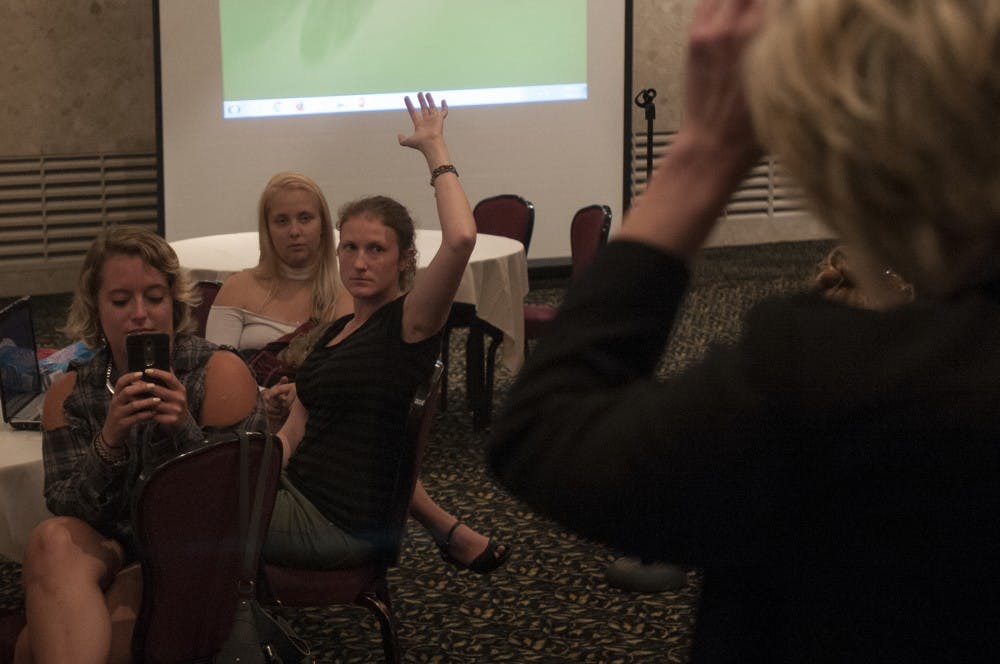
left=0, top=424, right=50, bottom=563
left=171, top=230, right=529, bottom=371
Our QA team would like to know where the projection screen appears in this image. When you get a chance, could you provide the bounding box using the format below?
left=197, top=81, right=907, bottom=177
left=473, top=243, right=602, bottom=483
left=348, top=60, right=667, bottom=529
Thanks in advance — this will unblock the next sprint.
left=156, top=1, right=628, bottom=265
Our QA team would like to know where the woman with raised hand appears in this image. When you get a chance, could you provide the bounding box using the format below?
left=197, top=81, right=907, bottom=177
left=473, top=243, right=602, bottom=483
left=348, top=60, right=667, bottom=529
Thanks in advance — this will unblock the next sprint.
left=259, top=93, right=508, bottom=573
left=207, top=166, right=509, bottom=573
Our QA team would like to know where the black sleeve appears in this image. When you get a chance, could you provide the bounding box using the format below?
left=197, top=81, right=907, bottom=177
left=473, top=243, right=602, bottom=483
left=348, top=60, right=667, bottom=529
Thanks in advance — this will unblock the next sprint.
left=489, top=241, right=794, bottom=567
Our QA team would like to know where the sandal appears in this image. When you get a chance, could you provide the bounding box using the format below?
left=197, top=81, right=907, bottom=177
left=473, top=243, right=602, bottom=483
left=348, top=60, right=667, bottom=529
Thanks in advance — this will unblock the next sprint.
left=436, top=521, right=511, bottom=575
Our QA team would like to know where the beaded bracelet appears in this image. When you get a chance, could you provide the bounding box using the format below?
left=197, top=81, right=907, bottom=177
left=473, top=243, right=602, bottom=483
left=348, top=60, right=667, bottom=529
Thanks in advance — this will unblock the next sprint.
left=93, top=431, right=129, bottom=467
left=430, top=164, right=458, bottom=186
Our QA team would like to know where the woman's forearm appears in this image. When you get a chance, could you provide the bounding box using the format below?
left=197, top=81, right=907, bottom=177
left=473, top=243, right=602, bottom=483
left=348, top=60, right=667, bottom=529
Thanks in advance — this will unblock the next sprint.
left=617, top=132, right=756, bottom=262
left=276, top=398, right=307, bottom=467
left=424, top=140, right=476, bottom=256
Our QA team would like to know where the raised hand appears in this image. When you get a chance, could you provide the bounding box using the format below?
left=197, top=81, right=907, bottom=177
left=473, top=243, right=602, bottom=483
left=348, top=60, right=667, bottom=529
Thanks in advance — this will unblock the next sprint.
left=683, top=0, right=764, bottom=163
left=616, top=0, right=765, bottom=260
left=398, top=92, right=448, bottom=158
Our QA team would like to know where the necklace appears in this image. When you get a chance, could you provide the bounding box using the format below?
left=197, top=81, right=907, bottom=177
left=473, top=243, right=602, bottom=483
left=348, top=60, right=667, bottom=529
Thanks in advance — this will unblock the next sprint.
left=279, top=262, right=314, bottom=281
left=105, top=357, right=115, bottom=396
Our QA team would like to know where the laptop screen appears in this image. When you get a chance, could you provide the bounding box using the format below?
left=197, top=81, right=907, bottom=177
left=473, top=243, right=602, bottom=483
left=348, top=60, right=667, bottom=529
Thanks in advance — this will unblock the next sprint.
left=0, top=297, right=42, bottom=423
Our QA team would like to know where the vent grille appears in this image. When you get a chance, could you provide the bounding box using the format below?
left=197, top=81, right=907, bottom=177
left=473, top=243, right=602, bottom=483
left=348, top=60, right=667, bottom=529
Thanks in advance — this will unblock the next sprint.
left=0, top=153, right=159, bottom=296
left=632, top=130, right=808, bottom=217
left=631, top=131, right=828, bottom=245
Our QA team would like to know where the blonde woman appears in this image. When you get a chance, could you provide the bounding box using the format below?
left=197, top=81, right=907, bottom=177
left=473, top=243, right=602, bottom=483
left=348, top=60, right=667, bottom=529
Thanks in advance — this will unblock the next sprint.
left=491, top=0, right=1000, bottom=659
left=17, top=227, right=263, bottom=663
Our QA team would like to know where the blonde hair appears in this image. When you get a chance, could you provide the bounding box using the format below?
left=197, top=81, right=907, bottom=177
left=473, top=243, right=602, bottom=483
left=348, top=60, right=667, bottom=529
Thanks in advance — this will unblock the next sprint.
left=278, top=323, right=329, bottom=369
left=254, top=171, right=340, bottom=322
left=64, top=225, right=198, bottom=346
left=746, top=0, right=1000, bottom=296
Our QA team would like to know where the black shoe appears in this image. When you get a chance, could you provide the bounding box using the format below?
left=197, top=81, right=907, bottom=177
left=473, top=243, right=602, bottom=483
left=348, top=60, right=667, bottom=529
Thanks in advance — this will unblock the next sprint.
left=436, top=521, right=511, bottom=575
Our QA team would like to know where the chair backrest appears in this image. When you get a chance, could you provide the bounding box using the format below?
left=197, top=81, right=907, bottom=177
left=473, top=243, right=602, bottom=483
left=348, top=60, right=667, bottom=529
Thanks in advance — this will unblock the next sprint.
left=380, top=358, right=445, bottom=566
left=569, top=204, right=612, bottom=283
left=473, top=194, right=535, bottom=253
left=192, top=280, right=222, bottom=337
left=131, top=432, right=282, bottom=664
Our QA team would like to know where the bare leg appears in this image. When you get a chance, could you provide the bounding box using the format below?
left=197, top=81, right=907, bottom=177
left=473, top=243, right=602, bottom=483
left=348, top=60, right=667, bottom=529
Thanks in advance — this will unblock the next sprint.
left=104, top=564, right=142, bottom=664
left=19, top=517, right=139, bottom=664
left=408, top=479, right=508, bottom=568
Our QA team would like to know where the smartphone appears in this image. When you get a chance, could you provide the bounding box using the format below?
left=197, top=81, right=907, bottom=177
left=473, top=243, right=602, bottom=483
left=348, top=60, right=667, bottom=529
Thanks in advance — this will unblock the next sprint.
left=126, top=332, right=171, bottom=383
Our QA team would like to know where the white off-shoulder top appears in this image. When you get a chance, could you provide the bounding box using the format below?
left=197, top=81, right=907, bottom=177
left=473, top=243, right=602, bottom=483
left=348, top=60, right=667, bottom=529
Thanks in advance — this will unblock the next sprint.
left=204, top=306, right=299, bottom=351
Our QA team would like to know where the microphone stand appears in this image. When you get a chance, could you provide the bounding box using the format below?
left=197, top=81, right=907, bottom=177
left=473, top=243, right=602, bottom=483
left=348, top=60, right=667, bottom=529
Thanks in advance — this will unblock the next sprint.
left=634, top=88, right=657, bottom=187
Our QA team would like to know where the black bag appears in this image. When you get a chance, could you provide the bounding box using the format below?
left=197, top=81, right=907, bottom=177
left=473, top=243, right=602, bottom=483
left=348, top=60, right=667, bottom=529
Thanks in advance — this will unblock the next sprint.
left=212, top=431, right=312, bottom=664
left=213, top=596, right=310, bottom=664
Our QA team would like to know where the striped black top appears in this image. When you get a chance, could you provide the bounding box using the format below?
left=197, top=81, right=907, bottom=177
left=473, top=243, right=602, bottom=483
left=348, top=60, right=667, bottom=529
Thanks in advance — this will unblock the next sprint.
left=286, top=295, right=441, bottom=549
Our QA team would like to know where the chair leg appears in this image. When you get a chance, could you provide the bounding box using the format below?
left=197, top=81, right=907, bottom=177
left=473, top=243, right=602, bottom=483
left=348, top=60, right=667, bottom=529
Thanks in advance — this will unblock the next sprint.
left=356, top=582, right=401, bottom=664
left=440, top=327, right=452, bottom=411
left=466, top=324, right=487, bottom=430
left=483, top=327, right=503, bottom=428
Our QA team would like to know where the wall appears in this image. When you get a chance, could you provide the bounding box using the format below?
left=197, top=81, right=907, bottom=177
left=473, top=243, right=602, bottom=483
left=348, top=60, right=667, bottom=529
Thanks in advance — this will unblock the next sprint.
left=0, top=0, right=156, bottom=155
left=632, top=0, right=692, bottom=131
left=0, top=1, right=159, bottom=296
left=0, top=1, right=686, bottom=172
left=630, top=0, right=828, bottom=247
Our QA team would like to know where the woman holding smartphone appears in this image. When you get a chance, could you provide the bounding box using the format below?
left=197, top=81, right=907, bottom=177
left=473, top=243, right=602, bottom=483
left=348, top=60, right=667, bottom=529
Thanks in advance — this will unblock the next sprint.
left=14, top=226, right=264, bottom=664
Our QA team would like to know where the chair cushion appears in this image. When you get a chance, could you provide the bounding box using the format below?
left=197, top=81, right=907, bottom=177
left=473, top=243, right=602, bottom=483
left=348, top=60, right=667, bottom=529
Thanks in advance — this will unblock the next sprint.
left=263, top=563, right=382, bottom=607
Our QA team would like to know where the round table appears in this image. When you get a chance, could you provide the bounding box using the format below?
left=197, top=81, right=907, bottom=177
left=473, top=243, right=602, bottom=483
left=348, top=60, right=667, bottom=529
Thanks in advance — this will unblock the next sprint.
left=169, top=230, right=529, bottom=372
left=0, top=424, right=51, bottom=563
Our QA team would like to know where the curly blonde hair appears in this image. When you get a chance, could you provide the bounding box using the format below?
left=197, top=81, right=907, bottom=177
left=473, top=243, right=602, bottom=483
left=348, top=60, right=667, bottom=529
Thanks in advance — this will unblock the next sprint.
left=746, top=0, right=1000, bottom=296
left=63, top=225, right=198, bottom=346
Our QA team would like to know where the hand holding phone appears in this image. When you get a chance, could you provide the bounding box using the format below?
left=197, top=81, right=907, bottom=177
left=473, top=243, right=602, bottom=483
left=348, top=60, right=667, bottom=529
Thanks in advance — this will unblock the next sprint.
left=105, top=331, right=183, bottom=439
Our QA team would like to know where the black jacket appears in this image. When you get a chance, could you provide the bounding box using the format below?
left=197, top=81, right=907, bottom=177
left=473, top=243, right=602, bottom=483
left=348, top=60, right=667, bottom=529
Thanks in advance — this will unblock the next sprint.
left=490, top=241, right=1000, bottom=663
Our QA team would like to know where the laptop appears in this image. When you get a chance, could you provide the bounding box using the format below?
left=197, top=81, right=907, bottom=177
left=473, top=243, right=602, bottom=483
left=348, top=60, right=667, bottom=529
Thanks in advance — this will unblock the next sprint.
left=0, top=296, right=45, bottom=430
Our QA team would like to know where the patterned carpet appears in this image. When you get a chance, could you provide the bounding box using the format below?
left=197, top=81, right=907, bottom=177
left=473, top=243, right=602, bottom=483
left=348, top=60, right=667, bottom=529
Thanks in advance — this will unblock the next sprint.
left=0, top=239, right=833, bottom=662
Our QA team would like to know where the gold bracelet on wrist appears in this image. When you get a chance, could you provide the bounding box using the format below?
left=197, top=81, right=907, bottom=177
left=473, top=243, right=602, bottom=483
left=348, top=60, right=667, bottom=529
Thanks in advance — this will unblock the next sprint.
left=430, top=164, right=458, bottom=186
left=93, top=431, right=129, bottom=467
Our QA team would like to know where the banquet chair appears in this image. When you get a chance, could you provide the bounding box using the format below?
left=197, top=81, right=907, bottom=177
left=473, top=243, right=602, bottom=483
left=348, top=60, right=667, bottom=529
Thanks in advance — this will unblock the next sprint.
left=523, top=205, right=612, bottom=353
left=131, top=431, right=282, bottom=663
left=260, top=359, right=445, bottom=664
left=442, top=194, right=534, bottom=429
left=192, top=280, right=222, bottom=337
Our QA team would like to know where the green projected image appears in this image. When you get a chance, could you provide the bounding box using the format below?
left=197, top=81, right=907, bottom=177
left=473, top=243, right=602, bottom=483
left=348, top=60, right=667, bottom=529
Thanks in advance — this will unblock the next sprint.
left=219, top=0, right=587, bottom=117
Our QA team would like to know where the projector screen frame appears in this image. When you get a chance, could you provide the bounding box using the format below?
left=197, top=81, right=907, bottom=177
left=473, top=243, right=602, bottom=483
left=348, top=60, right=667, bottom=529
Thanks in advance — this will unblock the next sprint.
left=153, top=0, right=634, bottom=269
